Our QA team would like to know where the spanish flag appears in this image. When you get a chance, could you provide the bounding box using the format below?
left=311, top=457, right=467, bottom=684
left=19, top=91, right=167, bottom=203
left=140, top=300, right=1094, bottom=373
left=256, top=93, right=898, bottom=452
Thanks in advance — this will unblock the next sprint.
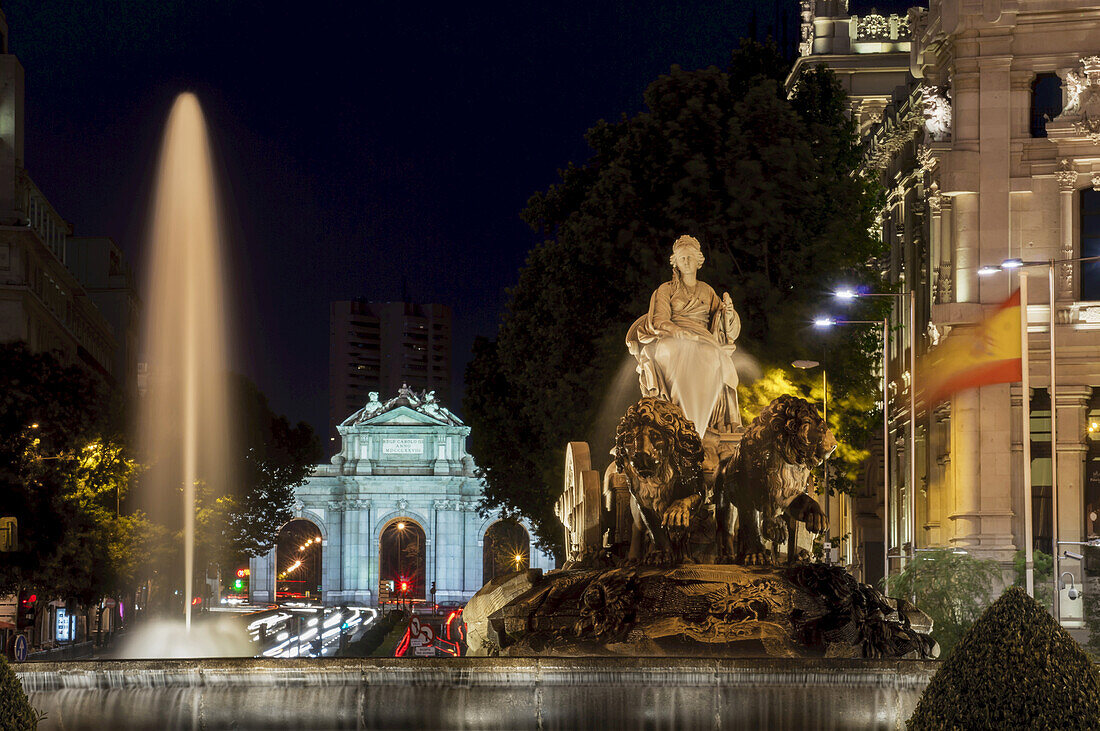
left=920, top=290, right=1022, bottom=405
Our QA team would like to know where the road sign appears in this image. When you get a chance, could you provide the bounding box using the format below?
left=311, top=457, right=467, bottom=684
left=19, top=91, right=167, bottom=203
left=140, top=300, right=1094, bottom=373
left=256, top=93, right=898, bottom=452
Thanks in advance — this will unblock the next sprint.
left=13, top=634, right=27, bottom=662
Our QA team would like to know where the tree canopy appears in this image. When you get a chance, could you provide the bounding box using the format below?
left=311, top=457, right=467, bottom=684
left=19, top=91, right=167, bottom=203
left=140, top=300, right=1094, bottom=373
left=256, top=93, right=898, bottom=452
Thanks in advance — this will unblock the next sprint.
left=0, top=342, right=320, bottom=608
left=465, top=42, right=889, bottom=555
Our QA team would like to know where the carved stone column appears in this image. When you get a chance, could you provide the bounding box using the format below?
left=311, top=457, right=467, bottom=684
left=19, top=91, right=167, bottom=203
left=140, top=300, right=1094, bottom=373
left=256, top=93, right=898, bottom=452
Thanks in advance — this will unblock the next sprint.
left=1057, top=160, right=1078, bottom=301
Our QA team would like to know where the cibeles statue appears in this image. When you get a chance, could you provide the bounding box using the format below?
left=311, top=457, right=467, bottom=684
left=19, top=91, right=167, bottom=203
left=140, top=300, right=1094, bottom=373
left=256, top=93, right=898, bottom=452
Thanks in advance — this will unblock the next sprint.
left=626, top=234, right=741, bottom=437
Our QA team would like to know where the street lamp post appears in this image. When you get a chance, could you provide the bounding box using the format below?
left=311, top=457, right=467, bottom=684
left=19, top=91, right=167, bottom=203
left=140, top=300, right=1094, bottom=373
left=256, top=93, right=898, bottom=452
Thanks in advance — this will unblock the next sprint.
left=979, top=253, right=1100, bottom=622
left=814, top=316, right=889, bottom=584
left=792, top=359, right=828, bottom=543
left=836, top=289, right=919, bottom=564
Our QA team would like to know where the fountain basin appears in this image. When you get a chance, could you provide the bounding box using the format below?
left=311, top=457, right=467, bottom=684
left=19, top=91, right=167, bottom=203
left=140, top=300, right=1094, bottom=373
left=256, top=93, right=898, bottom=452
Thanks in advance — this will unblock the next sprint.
left=19, top=657, right=936, bottom=730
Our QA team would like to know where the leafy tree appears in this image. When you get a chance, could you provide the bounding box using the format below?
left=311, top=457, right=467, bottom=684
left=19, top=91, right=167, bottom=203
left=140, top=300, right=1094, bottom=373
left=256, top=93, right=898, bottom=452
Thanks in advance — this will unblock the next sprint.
left=465, top=42, right=888, bottom=554
left=1012, top=548, right=1054, bottom=613
left=152, top=374, right=321, bottom=598
left=885, top=548, right=1002, bottom=656
left=0, top=342, right=156, bottom=603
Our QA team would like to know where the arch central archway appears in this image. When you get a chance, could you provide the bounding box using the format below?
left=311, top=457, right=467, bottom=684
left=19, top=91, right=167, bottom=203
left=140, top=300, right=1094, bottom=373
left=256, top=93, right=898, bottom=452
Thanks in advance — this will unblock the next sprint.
left=276, top=519, right=323, bottom=602
left=483, top=519, right=530, bottom=582
left=379, top=519, right=426, bottom=600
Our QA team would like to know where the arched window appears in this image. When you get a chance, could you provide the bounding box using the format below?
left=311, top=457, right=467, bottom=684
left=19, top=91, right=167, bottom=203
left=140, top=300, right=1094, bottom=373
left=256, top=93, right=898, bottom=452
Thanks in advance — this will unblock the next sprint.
left=1082, top=188, right=1100, bottom=301
left=379, top=519, right=426, bottom=600
left=1030, top=73, right=1063, bottom=138
left=276, top=519, right=323, bottom=602
left=483, top=519, right=530, bottom=582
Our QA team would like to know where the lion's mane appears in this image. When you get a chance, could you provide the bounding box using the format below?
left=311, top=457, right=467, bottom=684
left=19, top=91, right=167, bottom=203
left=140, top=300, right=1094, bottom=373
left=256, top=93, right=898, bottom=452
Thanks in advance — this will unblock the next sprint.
left=740, top=394, right=828, bottom=471
left=736, top=394, right=828, bottom=545
left=614, top=397, right=704, bottom=500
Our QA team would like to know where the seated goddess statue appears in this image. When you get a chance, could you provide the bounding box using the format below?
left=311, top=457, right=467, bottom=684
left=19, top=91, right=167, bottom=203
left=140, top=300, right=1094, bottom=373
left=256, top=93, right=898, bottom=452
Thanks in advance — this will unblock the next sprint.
left=626, top=235, right=742, bottom=436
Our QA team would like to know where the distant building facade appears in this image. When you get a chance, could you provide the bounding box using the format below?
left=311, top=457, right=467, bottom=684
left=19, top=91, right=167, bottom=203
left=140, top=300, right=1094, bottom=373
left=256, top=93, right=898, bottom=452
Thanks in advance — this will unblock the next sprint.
left=328, top=301, right=451, bottom=445
left=790, top=0, right=1100, bottom=626
left=65, top=237, right=141, bottom=395
left=250, top=388, right=554, bottom=606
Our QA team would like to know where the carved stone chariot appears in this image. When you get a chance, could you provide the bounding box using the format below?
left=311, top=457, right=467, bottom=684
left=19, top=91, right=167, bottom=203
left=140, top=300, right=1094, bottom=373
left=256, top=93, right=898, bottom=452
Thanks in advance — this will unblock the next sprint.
left=465, top=235, right=938, bottom=660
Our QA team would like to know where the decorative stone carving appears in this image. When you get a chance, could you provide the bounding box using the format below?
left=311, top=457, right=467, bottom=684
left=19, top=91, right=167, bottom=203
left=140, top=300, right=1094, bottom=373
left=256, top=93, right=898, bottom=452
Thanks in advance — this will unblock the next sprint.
left=342, top=384, right=463, bottom=428
left=1059, top=56, right=1100, bottom=143
left=348, top=499, right=371, bottom=511
left=1092, top=172, right=1100, bottom=192
left=715, top=395, right=835, bottom=565
left=927, top=189, right=942, bottom=215
left=626, top=235, right=742, bottom=435
left=857, top=13, right=890, bottom=39
left=470, top=562, right=937, bottom=659
left=612, top=398, right=712, bottom=564
left=798, top=0, right=814, bottom=58
left=917, top=145, right=938, bottom=172
left=1057, top=159, right=1079, bottom=191
left=326, top=500, right=345, bottom=513
left=921, top=86, right=952, bottom=142
left=396, top=498, right=408, bottom=512
left=293, top=500, right=304, bottom=516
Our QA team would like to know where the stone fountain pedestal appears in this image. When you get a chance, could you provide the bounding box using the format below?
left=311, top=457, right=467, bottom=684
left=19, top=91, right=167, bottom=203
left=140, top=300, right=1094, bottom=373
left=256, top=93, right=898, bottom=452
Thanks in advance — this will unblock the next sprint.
left=18, top=657, right=937, bottom=730
left=465, top=563, right=936, bottom=660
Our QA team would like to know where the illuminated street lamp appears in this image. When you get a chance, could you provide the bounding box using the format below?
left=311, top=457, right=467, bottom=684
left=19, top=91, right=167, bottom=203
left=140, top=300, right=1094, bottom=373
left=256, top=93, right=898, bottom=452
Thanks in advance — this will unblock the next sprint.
left=814, top=316, right=890, bottom=582
left=833, top=288, right=919, bottom=566
left=977, top=253, right=1100, bottom=622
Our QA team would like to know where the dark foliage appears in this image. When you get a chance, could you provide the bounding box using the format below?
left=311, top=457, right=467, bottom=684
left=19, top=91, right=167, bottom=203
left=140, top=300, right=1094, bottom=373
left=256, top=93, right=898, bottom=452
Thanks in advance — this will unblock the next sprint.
left=465, top=42, right=888, bottom=555
left=0, top=342, right=141, bottom=602
left=0, top=655, right=41, bottom=730
left=225, top=373, right=322, bottom=562
left=908, top=586, right=1100, bottom=730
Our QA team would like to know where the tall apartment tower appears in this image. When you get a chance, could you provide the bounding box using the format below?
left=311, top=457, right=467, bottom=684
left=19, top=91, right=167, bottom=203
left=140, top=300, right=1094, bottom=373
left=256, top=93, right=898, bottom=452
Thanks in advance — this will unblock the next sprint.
left=329, top=300, right=452, bottom=443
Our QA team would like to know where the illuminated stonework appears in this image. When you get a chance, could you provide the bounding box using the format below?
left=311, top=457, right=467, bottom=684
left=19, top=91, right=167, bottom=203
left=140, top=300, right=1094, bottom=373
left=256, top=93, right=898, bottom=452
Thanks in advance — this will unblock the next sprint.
left=249, top=388, right=554, bottom=605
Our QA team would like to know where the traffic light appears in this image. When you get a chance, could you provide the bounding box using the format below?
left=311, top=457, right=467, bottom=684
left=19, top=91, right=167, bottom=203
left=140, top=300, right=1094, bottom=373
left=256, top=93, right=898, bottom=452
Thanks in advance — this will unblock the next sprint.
left=430, top=581, right=436, bottom=596
left=16, top=590, right=36, bottom=630
left=399, top=580, right=409, bottom=596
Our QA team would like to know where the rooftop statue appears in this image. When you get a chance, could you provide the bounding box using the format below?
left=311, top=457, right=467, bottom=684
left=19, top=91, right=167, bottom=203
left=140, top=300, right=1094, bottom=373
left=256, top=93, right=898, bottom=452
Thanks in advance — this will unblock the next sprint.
left=626, top=235, right=742, bottom=436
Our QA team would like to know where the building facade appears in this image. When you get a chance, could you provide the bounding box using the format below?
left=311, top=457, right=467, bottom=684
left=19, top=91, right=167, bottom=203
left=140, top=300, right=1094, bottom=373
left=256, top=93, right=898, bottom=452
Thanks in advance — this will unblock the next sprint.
left=328, top=300, right=452, bottom=445
left=250, top=387, right=554, bottom=606
left=0, top=9, right=128, bottom=386
left=791, top=0, right=1100, bottom=625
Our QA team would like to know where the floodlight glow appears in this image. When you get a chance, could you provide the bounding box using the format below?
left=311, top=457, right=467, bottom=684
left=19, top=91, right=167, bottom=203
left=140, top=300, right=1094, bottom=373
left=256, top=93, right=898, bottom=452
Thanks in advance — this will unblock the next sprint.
left=834, top=289, right=857, bottom=300
left=977, top=265, right=1002, bottom=276
left=813, top=318, right=836, bottom=327
left=1000, top=257, right=1024, bottom=269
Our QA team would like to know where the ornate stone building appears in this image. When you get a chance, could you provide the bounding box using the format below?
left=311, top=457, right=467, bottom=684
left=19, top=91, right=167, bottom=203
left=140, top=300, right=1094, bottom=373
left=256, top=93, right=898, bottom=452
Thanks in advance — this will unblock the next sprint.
left=249, top=388, right=554, bottom=606
left=791, top=0, right=1100, bottom=626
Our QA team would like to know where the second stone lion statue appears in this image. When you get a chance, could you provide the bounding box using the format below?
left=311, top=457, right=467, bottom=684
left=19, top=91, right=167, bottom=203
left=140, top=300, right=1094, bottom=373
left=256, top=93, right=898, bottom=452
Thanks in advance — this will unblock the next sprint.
left=716, top=394, right=837, bottom=565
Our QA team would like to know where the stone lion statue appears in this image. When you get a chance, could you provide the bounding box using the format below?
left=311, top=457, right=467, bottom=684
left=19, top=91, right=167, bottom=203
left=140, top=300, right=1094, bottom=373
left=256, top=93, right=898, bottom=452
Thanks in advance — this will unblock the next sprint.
left=716, top=394, right=836, bottom=565
left=614, top=397, right=707, bottom=562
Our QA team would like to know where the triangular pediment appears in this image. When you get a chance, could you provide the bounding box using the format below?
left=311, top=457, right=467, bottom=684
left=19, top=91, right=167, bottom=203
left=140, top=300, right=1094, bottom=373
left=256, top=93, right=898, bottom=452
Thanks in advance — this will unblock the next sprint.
left=360, top=405, right=448, bottom=427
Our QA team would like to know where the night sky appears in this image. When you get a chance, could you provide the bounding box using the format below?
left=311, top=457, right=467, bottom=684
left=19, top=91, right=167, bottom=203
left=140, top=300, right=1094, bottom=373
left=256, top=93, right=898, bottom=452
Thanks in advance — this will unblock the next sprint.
left=6, top=0, right=913, bottom=435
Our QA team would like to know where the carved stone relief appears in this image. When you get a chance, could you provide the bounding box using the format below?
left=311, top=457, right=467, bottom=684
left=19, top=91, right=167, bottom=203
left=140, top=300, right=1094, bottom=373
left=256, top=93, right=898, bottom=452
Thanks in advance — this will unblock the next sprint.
left=1059, top=56, right=1100, bottom=143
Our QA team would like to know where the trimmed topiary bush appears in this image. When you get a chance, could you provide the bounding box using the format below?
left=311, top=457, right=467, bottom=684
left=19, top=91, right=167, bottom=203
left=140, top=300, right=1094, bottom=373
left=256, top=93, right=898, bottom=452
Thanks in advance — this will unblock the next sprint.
left=0, top=654, right=40, bottom=730
left=908, top=585, right=1100, bottom=730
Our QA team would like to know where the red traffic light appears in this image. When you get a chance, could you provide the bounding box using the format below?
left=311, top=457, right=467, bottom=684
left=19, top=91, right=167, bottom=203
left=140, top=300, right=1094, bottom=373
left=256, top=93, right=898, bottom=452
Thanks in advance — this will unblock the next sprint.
left=399, top=581, right=408, bottom=594
left=191, top=597, right=202, bottom=606
left=21, top=593, right=36, bottom=605
left=236, top=568, right=250, bottom=578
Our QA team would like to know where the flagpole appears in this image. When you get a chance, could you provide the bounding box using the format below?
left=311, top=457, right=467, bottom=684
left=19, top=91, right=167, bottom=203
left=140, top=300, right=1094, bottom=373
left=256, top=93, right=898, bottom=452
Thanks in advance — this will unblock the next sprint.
left=1049, top=261, right=1059, bottom=622
left=882, top=317, right=890, bottom=586
left=908, top=289, right=917, bottom=564
left=1020, top=272, right=1034, bottom=597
